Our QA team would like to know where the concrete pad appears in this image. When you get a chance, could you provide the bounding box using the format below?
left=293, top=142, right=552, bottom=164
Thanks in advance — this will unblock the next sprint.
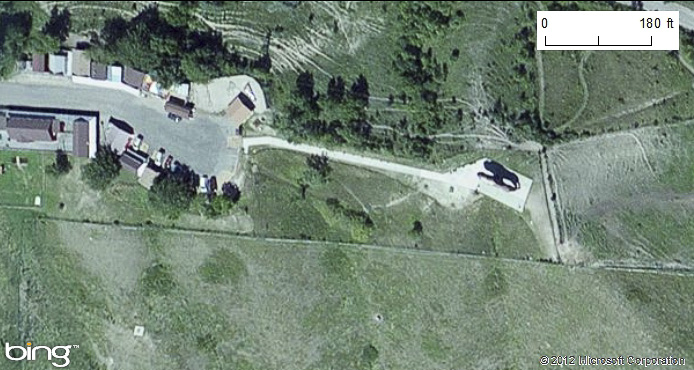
left=228, top=136, right=242, bottom=148
left=470, top=158, right=533, bottom=212
left=190, top=75, right=268, bottom=115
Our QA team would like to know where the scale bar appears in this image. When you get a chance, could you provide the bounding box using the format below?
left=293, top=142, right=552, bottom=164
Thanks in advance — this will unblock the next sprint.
left=544, top=35, right=653, bottom=47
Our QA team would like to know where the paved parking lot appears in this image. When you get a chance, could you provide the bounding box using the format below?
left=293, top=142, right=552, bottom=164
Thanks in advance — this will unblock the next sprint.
left=0, top=77, right=239, bottom=175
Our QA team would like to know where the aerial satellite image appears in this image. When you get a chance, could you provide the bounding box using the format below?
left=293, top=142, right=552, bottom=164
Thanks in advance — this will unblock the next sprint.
left=0, top=1, right=692, bottom=369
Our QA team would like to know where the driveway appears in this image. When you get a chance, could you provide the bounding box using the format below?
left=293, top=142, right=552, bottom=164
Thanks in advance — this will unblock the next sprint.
left=0, top=75, right=238, bottom=176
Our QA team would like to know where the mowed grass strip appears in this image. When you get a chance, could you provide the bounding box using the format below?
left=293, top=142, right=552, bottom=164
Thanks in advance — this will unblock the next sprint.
left=44, top=218, right=694, bottom=370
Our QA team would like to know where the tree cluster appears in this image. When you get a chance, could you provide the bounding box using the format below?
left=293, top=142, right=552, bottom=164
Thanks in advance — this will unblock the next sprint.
left=81, top=145, right=121, bottom=190
left=148, top=165, right=198, bottom=219
left=91, top=5, right=270, bottom=86
left=45, top=149, right=72, bottom=177
left=280, top=71, right=388, bottom=148
left=393, top=2, right=457, bottom=103
left=202, top=181, right=241, bottom=218
left=0, top=3, right=64, bottom=78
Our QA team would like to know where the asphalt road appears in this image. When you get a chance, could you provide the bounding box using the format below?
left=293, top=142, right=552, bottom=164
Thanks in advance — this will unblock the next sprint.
left=0, top=76, right=238, bottom=175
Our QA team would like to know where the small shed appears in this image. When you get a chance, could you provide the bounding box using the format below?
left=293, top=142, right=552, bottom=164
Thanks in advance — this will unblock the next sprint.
left=227, top=92, right=255, bottom=127
left=120, top=149, right=147, bottom=174
left=90, top=62, right=108, bottom=80
left=32, top=54, right=48, bottom=72
left=107, top=65, right=123, bottom=83
left=123, top=67, right=146, bottom=90
left=71, top=49, right=91, bottom=77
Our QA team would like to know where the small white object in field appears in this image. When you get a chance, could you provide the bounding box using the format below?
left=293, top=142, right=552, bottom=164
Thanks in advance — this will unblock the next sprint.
left=133, top=326, right=145, bottom=337
left=34, top=196, right=41, bottom=207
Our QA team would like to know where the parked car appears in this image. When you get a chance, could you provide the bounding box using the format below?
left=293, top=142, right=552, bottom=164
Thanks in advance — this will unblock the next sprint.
left=209, top=176, right=218, bottom=193
left=163, top=155, right=173, bottom=169
left=170, top=160, right=180, bottom=173
left=167, top=112, right=182, bottom=122
left=199, top=175, right=209, bottom=194
left=154, top=148, right=165, bottom=167
left=132, top=134, right=143, bottom=151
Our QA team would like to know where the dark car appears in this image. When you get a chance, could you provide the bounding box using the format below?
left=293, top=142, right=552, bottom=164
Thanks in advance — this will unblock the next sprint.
left=209, top=176, right=218, bottom=193
left=167, top=112, right=182, bottom=122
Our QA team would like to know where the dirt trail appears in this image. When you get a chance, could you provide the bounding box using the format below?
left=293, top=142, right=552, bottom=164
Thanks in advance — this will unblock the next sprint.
left=582, top=91, right=683, bottom=128
left=560, top=51, right=592, bottom=130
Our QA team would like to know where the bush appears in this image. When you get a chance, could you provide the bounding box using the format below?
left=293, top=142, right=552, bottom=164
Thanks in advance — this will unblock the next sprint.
left=81, top=146, right=120, bottom=190
left=149, top=172, right=196, bottom=219
left=45, top=149, right=71, bottom=176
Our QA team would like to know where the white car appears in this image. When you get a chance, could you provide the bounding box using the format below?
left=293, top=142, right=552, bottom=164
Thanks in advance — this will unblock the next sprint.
left=199, top=175, right=209, bottom=194
left=153, top=148, right=165, bottom=167
left=132, top=134, right=143, bottom=151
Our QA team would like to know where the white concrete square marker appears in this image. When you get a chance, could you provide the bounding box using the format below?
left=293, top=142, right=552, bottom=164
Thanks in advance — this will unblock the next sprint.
left=33, top=196, right=41, bottom=207
left=133, top=325, right=145, bottom=337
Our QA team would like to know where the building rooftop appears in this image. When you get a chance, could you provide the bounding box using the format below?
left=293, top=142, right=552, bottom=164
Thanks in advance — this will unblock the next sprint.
left=72, top=118, right=90, bottom=158
left=106, top=117, right=134, bottom=155
left=107, top=65, right=123, bottom=83
left=120, top=149, right=146, bottom=174
left=32, top=54, right=48, bottom=72
left=48, top=53, right=68, bottom=75
left=72, top=49, right=91, bottom=77
left=227, top=93, right=255, bottom=127
left=7, top=115, right=56, bottom=142
left=123, top=67, right=146, bottom=90
left=90, top=62, right=107, bottom=80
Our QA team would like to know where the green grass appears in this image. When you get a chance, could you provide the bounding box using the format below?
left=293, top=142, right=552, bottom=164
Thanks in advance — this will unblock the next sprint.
left=0, top=210, right=107, bottom=369
left=247, top=148, right=543, bottom=258
left=0, top=150, right=48, bottom=206
left=542, top=49, right=693, bottom=133
left=542, top=50, right=583, bottom=126
left=11, top=215, right=687, bottom=369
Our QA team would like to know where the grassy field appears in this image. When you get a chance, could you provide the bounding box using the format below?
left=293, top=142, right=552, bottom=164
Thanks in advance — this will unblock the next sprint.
left=548, top=120, right=694, bottom=264
left=541, top=49, right=694, bottom=134
left=0, top=210, right=689, bottom=369
left=245, top=148, right=546, bottom=259
left=542, top=50, right=585, bottom=127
